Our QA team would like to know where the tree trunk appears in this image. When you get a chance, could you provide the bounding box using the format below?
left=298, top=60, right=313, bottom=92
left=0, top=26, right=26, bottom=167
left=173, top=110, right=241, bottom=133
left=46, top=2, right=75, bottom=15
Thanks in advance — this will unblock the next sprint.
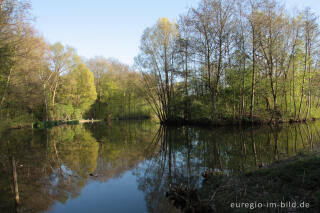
left=51, top=80, right=59, bottom=117
left=241, top=56, right=246, bottom=119
left=11, top=156, right=20, bottom=205
left=250, top=26, right=256, bottom=124
left=297, top=43, right=308, bottom=120
left=0, top=67, right=12, bottom=109
left=292, top=55, right=297, bottom=119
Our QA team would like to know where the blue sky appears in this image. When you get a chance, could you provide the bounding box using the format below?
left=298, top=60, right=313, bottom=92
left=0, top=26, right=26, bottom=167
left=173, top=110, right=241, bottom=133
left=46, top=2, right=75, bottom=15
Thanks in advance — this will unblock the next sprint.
left=31, top=0, right=320, bottom=66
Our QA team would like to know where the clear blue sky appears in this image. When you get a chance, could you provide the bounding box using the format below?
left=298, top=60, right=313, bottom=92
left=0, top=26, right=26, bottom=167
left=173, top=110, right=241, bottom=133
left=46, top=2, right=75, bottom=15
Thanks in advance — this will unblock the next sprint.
left=31, top=0, right=320, bottom=66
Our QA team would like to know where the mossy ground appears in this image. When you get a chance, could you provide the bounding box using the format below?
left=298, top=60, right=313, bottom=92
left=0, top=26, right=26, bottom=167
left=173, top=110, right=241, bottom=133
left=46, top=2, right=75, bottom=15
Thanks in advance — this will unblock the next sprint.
left=200, top=153, right=320, bottom=212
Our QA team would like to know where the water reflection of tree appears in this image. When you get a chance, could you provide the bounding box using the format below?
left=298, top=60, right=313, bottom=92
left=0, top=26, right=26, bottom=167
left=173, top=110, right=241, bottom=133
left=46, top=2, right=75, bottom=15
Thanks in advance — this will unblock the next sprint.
left=135, top=123, right=320, bottom=213
left=1, top=122, right=320, bottom=212
left=85, top=121, right=159, bottom=182
left=0, top=121, right=159, bottom=213
left=136, top=126, right=207, bottom=213
left=0, top=125, right=99, bottom=213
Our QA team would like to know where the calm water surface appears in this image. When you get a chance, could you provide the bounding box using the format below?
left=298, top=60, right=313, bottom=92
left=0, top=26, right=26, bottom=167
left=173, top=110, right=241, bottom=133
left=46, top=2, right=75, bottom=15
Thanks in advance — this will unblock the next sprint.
left=1, top=121, right=320, bottom=213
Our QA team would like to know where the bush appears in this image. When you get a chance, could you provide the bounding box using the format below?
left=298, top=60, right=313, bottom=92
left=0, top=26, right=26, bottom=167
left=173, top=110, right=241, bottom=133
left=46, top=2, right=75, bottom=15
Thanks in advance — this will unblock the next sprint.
left=55, top=104, right=74, bottom=120
left=190, top=100, right=210, bottom=120
left=73, top=109, right=82, bottom=120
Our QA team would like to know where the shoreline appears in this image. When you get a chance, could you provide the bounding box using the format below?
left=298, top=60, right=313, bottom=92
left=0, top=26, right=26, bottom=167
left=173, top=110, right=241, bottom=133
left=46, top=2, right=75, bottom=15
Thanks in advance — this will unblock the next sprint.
left=197, top=152, right=320, bottom=212
left=160, top=117, right=319, bottom=128
left=2, top=117, right=319, bottom=131
left=79, top=119, right=101, bottom=123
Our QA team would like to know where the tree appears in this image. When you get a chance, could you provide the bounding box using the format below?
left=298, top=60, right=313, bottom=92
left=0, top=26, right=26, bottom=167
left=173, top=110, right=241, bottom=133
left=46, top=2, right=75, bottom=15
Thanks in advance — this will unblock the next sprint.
left=186, top=0, right=235, bottom=119
left=298, top=8, right=319, bottom=120
left=255, top=0, right=285, bottom=118
left=0, top=0, right=33, bottom=109
left=58, top=63, right=97, bottom=119
left=135, top=18, right=179, bottom=122
left=49, top=42, right=78, bottom=118
left=87, top=56, right=109, bottom=116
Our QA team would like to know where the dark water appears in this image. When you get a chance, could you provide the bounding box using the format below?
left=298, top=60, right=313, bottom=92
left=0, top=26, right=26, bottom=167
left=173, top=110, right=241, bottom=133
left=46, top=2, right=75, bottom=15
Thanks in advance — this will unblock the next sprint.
left=1, top=121, right=320, bottom=213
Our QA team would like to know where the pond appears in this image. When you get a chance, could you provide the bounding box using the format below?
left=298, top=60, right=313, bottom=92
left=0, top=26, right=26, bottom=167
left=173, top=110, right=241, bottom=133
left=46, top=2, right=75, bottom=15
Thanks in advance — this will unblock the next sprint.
left=1, top=121, right=320, bottom=213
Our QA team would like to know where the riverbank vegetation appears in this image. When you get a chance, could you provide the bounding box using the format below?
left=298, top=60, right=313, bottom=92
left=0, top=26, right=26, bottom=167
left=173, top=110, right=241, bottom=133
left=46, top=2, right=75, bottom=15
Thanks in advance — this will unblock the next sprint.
left=135, top=0, right=320, bottom=125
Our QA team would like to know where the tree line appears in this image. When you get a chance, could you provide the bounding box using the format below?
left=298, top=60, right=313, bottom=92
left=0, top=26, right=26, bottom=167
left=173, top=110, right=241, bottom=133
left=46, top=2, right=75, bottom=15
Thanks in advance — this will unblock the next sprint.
left=0, top=0, right=149, bottom=127
left=135, top=0, right=320, bottom=124
left=2, top=0, right=320, bottom=127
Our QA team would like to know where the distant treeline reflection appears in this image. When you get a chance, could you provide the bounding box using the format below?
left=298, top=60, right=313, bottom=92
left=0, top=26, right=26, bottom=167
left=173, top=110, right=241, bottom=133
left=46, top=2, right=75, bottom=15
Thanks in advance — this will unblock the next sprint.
left=1, top=121, right=320, bottom=213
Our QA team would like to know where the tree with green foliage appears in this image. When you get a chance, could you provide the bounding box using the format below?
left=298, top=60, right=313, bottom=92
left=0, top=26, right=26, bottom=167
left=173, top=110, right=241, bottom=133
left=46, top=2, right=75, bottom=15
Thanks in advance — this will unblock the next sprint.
left=86, top=57, right=150, bottom=120
left=135, top=0, right=320, bottom=125
left=57, top=63, right=97, bottom=119
left=135, top=18, right=179, bottom=122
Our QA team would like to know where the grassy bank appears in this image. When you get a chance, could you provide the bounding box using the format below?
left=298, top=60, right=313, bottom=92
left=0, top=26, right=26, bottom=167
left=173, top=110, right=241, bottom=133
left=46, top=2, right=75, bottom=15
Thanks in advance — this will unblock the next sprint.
left=161, top=116, right=317, bottom=127
left=199, top=152, right=320, bottom=212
